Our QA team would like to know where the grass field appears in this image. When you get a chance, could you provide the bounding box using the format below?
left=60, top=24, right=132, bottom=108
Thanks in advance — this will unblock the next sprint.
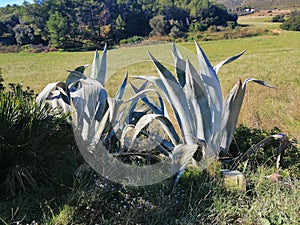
left=0, top=21, right=299, bottom=140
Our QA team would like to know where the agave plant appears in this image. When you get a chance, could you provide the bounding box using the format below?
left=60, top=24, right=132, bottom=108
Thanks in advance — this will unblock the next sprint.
left=130, top=42, right=280, bottom=184
left=36, top=42, right=287, bottom=186
left=37, top=46, right=126, bottom=148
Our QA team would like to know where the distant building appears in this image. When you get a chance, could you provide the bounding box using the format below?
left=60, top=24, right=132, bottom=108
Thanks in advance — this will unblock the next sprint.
left=245, top=8, right=255, bottom=13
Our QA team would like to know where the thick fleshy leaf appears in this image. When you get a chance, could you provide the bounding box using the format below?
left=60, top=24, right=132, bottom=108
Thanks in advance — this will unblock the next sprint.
left=220, top=78, right=276, bottom=153
left=66, top=70, right=85, bottom=88
left=36, top=82, right=71, bottom=114
left=214, top=50, right=246, bottom=74
left=115, top=71, right=128, bottom=100
left=220, top=80, right=244, bottom=154
left=129, top=114, right=180, bottom=150
left=36, top=82, right=60, bottom=106
left=242, top=78, right=277, bottom=89
left=90, top=44, right=107, bottom=85
left=130, top=81, right=166, bottom=116
left=171, top=144, right=198, bottom=186
left=232, top=134, right=288, bottom=167
left=171, top=42, right=186, bottom=87
left=107, top=72, right=128, bottom=124
left=70, top=74, right=108, bottom=142
left=126, top=81, right=148, bottom=124
left=75, top=64, right=89, bottom=74
left=107, top=97, right=123, bottom=126
left=185, top=59, right=212, bottom=142
left=90, top=50, right=100, bottom=80
left=120, top=124, right=135, bottom=149
left=195, top=41, right=222, bottom=150
left=148, top=53, right=195, bottom=144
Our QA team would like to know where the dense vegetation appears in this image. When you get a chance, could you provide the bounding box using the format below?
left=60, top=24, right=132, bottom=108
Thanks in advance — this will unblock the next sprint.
left=280, top=10, right=300, bottom=31
left=0, top=0, right=237, bottom=49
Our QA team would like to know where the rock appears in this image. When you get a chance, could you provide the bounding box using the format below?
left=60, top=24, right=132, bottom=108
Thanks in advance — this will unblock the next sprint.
left=222, top=169, right=246, bottom=191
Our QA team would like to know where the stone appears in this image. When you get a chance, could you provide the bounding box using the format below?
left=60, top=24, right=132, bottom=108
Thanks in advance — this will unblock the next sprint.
left=221, top=169, right=246, bottom=191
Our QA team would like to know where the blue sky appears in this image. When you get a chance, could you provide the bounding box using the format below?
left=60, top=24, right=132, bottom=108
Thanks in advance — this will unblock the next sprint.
left=0, top=0, right=34, bottom=7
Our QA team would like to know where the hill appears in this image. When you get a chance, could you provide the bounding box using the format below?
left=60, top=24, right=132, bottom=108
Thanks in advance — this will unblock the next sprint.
left=215, top=0, right=300, bottom=10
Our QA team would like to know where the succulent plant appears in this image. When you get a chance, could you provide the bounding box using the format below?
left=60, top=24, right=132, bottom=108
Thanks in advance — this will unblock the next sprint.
left=132, top=42, right=278, bottom=184
left=36, top=42, right=287, bottom=186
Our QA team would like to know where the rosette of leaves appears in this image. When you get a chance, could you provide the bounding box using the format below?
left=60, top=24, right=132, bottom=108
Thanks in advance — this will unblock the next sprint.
left=131, top=42, right=286, bottom=184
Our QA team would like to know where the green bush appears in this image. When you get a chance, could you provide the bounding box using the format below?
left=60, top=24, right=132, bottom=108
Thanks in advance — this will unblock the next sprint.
left=44, top=164, right=300, bottom=225
left=271, top=14, right=285, bottom=22
left=280, top=15, right=300, bottom=31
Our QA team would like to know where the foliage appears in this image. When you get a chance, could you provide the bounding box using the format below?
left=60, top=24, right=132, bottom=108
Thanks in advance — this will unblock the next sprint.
left=0, top=0, right=238, bottom=49
left=0, top=40, right=300, bottom=224
left=189, top=3, right=237, bottom=32
left=12, top=23, right=35, bottom=46
left=280, top=11, right=300, bottom=31
left=226, top=21, right=236, bottom=29
left=0, top=82, right=79, bottom=198
left=5, top=164, right=297, bottom=225
left=119, top=36, right=143, bottom=45
left=133, top=42, right=279, bottom=185
left=227, top=125, right=300, bottom=174
left=149, top=15, right=169, bottom=36
left=169, top=25, right=186, bottom=38
left=271, top=14, right=285, bottom=22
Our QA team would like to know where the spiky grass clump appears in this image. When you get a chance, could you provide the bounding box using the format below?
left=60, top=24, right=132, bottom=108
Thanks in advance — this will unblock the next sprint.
left=0, top=82, right=80, bottom=222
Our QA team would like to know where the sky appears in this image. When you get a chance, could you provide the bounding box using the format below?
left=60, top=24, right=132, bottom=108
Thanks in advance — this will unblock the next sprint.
left=0, top=0, right=34, bottom=7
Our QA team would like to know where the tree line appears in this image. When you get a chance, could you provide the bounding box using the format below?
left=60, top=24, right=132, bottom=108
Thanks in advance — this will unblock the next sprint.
left=0, top=0, right=237, bottom=49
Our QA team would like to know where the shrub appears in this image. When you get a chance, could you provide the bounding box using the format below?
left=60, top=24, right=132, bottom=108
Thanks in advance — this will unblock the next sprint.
left=271, top=14, right=285, bottom=22
left=226, top=21, right=236, bottom=30
left=169, top=26, right=186, bottom=38
left=227, top=125, right=300, bottom=174
left=280, top=15, right=300, bottom=31
left=0, top=83, right=79, bottom=195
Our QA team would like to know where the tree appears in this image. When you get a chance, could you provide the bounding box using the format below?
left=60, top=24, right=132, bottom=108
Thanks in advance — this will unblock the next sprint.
left=75, top=0, right=111, bottom=46
left=149, top=15, right=168, bottom=36
left=189, top=3, right=237, bottom=32
left=22, top=1, right=50, bottom=44
left=13, top=23, right=35, bottom=45
left=116, top=0, right=151, bottom=38
left=47, top=11, right=69, bottom=48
